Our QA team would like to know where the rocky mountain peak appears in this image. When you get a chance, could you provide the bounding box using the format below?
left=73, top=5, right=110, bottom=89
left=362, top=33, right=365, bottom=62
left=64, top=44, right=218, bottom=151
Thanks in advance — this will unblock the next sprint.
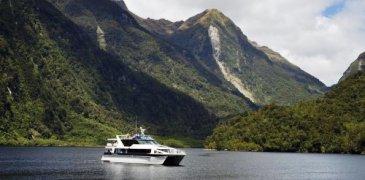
left=178, top=8, right=231, bottom=30
left=202, top=9, right=230, bottom=24
left=167, top=9, right=326, bottom=105
left=358, top=52, right=365, bottom=62
left=204, top=8, right=223, bottom=16
left=339, top=51, right=365, bottom=82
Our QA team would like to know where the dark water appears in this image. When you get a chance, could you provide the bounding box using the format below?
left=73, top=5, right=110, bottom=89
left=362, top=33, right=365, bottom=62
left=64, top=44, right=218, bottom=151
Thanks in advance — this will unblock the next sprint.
left=0, top=147, right=365, bottom=179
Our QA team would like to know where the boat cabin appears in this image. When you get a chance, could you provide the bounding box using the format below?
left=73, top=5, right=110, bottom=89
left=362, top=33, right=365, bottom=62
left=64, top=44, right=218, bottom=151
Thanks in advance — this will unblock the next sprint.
left=104, top=134, right=159, bottom=155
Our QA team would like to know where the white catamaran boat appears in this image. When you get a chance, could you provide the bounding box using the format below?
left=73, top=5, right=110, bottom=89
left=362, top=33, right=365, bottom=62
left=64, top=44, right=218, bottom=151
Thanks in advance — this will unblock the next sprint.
left=101, top=127, right=186, bottom=166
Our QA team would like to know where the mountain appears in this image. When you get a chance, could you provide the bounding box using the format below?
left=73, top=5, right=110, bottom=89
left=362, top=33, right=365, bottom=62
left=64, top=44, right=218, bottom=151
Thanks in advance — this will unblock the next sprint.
left=339, top=52, right=365, bottom=81
left=0, top=0, right=331, bottom=146
left=141, top=9, right=327, bottom=105
left=48, top=0, right=256, bottom=120
left=0, top=0, right=217, bottom=145
left=206, top=68, right=365, bottom=153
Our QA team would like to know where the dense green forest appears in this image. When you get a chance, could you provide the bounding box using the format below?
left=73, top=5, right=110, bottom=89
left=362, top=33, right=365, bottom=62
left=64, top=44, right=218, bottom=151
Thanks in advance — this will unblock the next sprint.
left=0, top=0, right=217, bottom=146
left=206, top=72, right=365, bottom=153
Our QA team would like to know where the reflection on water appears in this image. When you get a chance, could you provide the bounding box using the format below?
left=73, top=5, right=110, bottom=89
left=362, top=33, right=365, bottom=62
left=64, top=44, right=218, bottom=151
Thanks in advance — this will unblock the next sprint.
left=103, top=163, right=173, bottom=179
left=102, top=160, right=188, bottom=179
left=0, top=147, right=365, bottom=179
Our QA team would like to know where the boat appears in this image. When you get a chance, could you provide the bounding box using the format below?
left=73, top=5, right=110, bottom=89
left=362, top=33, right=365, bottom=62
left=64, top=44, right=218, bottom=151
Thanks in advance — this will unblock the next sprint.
left=101, top=127, right=186, bottom=166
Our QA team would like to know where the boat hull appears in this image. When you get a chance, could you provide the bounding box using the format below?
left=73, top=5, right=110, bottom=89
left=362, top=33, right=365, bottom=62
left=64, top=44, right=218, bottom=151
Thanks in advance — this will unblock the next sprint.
left=101, top=155, right=167, bottom=165
left=163, top=155, right=185, bottom=166
left=101, top=154, right=185, bottom=166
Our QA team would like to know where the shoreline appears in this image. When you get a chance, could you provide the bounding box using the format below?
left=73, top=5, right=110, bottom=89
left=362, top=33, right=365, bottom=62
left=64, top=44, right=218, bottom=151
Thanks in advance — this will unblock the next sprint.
left=0, top=145, right=363, bottom=154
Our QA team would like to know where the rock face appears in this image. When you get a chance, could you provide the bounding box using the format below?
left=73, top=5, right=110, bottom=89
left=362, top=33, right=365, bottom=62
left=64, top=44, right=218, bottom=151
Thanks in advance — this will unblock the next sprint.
left=340, top=52, right=365, bottom=82
left=142, top=9, right=327, bottom=105
left=96, top=25, right=106, bottom=50
left=208, top=25, right=255, bottom=102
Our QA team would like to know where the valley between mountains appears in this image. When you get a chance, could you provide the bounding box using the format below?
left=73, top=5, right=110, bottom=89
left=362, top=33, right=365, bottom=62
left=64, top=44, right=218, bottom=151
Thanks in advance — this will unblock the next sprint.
left=0, top=0, right=364, bottom=153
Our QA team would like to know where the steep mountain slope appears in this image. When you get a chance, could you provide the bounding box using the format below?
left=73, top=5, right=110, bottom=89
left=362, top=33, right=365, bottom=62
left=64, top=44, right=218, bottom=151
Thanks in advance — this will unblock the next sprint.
left=48, top=0, right=256, bottom=119
left=340, top=52, right=365, bottom=81
left=110, top=0, right=128, bottom=10
left=0, top=0, right=217, bottom=145
left=142, top=9, right=327, bottom=105
left=138, top=18, right=182, bottom=36
left=206, top=70, right=365, bottom=153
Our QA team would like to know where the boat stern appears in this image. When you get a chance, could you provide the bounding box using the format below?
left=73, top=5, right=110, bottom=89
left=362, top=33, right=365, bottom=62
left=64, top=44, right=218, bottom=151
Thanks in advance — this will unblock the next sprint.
left=163, top=154, right=185, bottom=166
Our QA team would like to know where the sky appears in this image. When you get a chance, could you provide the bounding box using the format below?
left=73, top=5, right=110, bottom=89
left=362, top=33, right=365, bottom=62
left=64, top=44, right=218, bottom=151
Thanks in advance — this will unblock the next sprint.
left=124, top=0, right=365, bottom=86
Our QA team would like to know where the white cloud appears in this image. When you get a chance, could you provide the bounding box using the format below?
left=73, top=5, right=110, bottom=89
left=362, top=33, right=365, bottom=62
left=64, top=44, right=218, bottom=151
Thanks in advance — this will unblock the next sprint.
left=124, top=0, right=365, bottom=86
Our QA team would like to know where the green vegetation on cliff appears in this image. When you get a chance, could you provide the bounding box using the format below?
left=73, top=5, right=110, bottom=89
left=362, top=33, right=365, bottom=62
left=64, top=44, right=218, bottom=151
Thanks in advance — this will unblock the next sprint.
left=0, top=0, right=216, bottom=146
left=49, top=0, right=255, bottom=119
left=206, top=72, right=365, bottom=153
left=142, top=9, right=327, bottom=106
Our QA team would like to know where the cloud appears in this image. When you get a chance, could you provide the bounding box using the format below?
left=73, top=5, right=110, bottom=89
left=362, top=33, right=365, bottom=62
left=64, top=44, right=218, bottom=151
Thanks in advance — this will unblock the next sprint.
left=124, top=0, right=365, bottom=85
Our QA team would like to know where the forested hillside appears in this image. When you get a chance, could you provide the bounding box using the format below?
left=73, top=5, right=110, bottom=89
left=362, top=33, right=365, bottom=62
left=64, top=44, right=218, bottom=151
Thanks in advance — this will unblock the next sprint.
left=0, top=0, right=216, bottom=146
left=206, top=71, right=365, bottom=153
left=48, top=0, right=256, bottom=119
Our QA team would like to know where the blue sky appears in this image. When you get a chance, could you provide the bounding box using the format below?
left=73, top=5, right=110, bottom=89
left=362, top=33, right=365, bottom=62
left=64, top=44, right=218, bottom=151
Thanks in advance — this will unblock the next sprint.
left=322, top=0, right=346, bottom=17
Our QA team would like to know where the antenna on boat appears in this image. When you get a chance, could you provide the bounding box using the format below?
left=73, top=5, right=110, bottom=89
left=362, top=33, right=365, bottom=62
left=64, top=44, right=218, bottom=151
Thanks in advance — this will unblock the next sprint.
left=140, top=126, right=146, bottom=135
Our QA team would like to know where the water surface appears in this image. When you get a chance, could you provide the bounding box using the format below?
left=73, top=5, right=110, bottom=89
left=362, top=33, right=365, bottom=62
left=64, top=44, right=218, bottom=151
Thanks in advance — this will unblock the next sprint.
left=0, top=147, right=364, bottom=179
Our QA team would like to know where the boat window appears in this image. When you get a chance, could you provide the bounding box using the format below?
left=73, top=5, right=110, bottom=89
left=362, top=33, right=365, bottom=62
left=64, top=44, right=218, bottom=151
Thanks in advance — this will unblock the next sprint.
left=115, top=149, right=127, bottom=154
left=104, top=148, right=113, bottom=155
left=157, top=149, right=170, bottom=153
left=137, top=140, right=159, bottom=145
left=128, top=149, right=151, bottom=154
left=121, top=140, right=139, bottom=146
